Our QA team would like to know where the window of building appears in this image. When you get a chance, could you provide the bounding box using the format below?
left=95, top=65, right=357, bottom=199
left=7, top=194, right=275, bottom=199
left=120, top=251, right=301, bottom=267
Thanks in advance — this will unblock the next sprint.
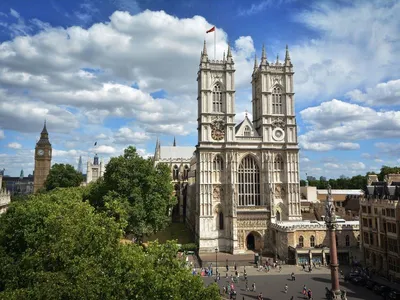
left=388, top=238, right=398, bottom=253
left=173, top=165, right=179, bottom=180
left=273, top=154, right=284, bottom=183
left=362, top=218, right=368, bottom=227
left=363, top=232, right=369, bottom=244
left=310, top=235, right=315, bottom=247
left=388, top=257, right=399, bottom=273
left=272, top=86, right=283, bottom=114
left=367, top=206, right=372, bottom=214
left=238, top=155, right=260, bottom=206
left=345, top=235, right=350, bottom=247
left=212, top=83, right=223, bottom=112
left=276, top=210, right=281, bottom=221
left=213, top=155, right=223, bottom=182
left=244, top=126, right=251, bottom=136
left=368, top=219, right=372, bottom=228
left=183, top=165, right=189, bottom=180
left=382, top=209, right=386, bottom=216
left=361, top=206, right=367, bottom=213
left=219, top=212, right=224, bottom=230
left=299, top=236, right=304, bottom=248
left=370, top=233, right=374, bottom=245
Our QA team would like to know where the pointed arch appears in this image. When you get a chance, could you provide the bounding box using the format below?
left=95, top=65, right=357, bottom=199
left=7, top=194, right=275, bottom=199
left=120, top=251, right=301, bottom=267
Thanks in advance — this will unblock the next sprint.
left=238, top=155, right=260, bottom=206
left=172, top=164, right=179, bottom=180
left=183, top=165, right=190, bottom=180
left=272, top=84, right=283, bottom=114
left=213, top=154, right=224, bottom=183
left=212, top=83, right=223, bottom=112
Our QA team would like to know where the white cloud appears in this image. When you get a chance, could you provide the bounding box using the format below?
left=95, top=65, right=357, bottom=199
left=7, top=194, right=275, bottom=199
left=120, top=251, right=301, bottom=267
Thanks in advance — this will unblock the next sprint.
left=7, top=142, right=22, bottom=149
left=114, top=127, right=151, bottom=144
left=91, top=145, right=117, bottom=155
left=346, top=79, right=400, bottom=106
left=349, top=162, right=366, bottom=170
left=299, top=99, right=400, bottom=151
left=324, top=163, right=340, bottom=169
left=0, top=130, right=4, bottom=139
left=291, top=1, right=400, bottom=102
left=237, top=0, right=295, bottom=16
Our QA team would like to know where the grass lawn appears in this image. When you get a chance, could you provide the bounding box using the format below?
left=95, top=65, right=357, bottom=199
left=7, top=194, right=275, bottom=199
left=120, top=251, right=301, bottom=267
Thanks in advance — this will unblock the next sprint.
left=143, top=222, right=194, bottom=244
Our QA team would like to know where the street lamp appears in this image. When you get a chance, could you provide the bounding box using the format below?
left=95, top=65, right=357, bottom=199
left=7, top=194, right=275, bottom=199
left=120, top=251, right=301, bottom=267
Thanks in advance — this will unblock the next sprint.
left=215, top=247, right=218, bottom=280
left=325, top=184, right=342, bottom=299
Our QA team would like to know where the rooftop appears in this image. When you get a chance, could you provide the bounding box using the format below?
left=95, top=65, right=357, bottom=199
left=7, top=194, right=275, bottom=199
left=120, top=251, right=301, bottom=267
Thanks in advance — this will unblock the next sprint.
left=159, top=146, right=195, bottom=160
left=317, top=189, right=364, bottom=195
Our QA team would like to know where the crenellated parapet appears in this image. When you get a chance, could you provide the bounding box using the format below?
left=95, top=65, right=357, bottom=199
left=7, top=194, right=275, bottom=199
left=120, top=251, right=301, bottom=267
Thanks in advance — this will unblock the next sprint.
left=271, top=220, right=359, bottom=233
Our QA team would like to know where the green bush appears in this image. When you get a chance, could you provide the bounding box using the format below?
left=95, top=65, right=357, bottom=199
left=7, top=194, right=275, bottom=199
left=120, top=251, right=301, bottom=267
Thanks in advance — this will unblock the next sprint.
left=181, top=243, right=198, bottom=252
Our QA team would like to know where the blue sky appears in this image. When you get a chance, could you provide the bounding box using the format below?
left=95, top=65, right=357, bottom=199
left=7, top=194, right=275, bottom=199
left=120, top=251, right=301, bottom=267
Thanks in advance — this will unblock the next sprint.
left=0, top=0, right=399, bottom=178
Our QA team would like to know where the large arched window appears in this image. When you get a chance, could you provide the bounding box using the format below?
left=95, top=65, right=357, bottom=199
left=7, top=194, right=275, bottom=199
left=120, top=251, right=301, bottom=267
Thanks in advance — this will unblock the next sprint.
left=212, top=83, right=223, bottom=112
left=173, top=165, right=179, bottom=180
left=310, top=235, right=315, bottom=247
left=345, top=235, right=350, bottom=247
left=183, top=165, right=189, bottom=180
left=244, top=126, right=251, bottom=136
left=272, top=86, right=283, bottom=114
left=238, top=155, right=260, bottom=206
left=274, top=154, right=284, bottom=183
left=213, top=155, right=223, bottom=182
left=299, top=236, right=304, bottom=248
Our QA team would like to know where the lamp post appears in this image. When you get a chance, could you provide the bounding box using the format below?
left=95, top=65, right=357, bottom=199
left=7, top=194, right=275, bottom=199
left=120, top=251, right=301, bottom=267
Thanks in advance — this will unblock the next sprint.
left=325, top=184, right=343, bottom=299
left=215, top=248, right=218, bottom=280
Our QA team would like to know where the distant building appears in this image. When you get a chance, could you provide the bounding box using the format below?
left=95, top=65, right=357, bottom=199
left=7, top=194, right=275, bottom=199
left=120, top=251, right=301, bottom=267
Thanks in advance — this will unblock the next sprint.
left=77, top=155, right=83, bottom=174
left=86, top=154, right=104, bottom=184
left=2, top=171, right=34, bottom=196
left=153, top=137, right=195, bottom=221
left=360, top=174, right=400, bottom=282
left=0, top=173, right=11, bottom=214
left=33, top=121, right=52, bottom=193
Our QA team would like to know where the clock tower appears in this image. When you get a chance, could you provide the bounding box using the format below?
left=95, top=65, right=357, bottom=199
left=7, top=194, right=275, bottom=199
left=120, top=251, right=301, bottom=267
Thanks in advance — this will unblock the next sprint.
left=33, top=121, right=52, bottom=193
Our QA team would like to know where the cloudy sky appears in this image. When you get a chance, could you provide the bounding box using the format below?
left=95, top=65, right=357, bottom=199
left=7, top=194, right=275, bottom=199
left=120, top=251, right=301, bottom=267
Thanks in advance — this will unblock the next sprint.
left=0, top=0, right=399, bottom=178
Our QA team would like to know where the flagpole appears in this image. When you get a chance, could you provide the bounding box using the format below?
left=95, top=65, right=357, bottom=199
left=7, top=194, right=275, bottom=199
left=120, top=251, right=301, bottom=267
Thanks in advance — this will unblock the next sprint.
left=214, top=28, right=216, bottom=60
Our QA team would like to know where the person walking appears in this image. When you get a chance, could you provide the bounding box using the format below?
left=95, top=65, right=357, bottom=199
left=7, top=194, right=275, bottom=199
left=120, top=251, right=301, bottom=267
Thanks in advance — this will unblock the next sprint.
left=252, top=282, right=256, bottom=292
left=302, top=285, right=307, bottom=297
left=284, top=284, right=288, bottom=293
left=291, top=272, right=295, bottom=281
left=307, top=289, right=312, bottom=300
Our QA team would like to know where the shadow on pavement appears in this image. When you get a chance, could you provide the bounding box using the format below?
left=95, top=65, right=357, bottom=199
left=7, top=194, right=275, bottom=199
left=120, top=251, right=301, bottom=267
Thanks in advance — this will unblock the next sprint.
left=310, top=277, right=358, bottom=299
left=240, top=293, right=272, bottom=300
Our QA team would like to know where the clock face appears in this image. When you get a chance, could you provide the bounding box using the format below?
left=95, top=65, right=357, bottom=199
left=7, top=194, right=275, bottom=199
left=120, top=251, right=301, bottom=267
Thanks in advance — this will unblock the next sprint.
left=37, top=149, right=44, bottom=156
left=211, top=129, right=224, bottom=141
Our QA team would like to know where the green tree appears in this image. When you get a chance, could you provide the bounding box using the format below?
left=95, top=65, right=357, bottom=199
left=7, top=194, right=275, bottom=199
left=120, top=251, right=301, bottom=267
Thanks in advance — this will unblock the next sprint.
left=378, top=165, right=400, bottom=181
left=0, top=188, right=219, bottom=299
left=84, top=146, right=176, bottom=240
left=45, top=163, right=84, bottom=191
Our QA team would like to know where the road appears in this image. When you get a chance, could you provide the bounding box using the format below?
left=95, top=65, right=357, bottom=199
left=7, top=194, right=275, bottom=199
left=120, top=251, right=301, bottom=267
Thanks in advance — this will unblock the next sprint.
left=202, top=266, right=383, bottom=300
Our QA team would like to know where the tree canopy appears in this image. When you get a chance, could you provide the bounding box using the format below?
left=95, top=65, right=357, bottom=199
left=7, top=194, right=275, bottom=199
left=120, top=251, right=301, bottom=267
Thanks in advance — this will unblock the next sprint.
left=83, top=146, right=176, bottom=239
left=0, top=187, right=219, bottom=299
left=45, top=163, right=84, bottom=191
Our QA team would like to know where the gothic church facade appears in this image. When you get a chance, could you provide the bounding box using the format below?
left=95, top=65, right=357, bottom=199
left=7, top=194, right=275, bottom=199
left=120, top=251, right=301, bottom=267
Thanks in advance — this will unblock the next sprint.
left=188, top=42, right=302, bottom=254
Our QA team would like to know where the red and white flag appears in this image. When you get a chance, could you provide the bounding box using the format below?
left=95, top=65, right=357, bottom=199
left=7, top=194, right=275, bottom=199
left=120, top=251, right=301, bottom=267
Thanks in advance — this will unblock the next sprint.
left=206, top=26, right=215, bottom=33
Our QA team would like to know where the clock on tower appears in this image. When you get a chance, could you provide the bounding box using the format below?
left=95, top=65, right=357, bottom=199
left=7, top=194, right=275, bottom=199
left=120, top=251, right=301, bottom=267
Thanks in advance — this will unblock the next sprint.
left=33, top=121, right=52, bottom=193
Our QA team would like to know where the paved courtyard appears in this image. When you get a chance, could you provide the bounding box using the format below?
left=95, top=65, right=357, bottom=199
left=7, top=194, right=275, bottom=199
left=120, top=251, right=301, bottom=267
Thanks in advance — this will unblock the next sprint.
left=202, top=266, right=383, bottom=300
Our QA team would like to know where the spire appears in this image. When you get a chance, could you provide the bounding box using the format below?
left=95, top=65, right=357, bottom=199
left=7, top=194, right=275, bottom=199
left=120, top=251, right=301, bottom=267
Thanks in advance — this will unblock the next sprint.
left=260, top=44, right=267, bottom=65
left=154, top=137, right=161, bottom=160
left=276, top=54, right=279, bottom=65
left=20, top=169, right=24, bottom=179
left=253, top=53, right=258, bottom=72
left=223, top=51, right=225, bottom=62
left=173, top=136, right=176, bottom=147
left=227, top=43, right=232, bottom=58
left=41, top=120, right=48, bottom=135
left=285, top=44, right=292, bottom=66
left=202, top=40, right=208, bottom=56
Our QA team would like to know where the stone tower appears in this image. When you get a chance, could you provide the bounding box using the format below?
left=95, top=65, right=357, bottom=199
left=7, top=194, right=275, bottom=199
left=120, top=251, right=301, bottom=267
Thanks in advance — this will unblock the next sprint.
left=251, top=45, right=301, bottom=221
left=33, top=121, right=52, bottom=193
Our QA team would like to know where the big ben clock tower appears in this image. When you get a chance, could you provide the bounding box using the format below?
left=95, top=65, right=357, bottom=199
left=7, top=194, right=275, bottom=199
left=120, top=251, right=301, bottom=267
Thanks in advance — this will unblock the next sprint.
left=33, top=121, right=52, bottom=193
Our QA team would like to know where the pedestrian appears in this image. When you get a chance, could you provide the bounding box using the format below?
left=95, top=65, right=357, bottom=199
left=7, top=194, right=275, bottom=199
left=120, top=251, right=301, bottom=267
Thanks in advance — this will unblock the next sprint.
left=307, top=289, right=312, bottom=300
left=290, top=297, right=294, bottom=300
left=258, top=292, right=263, bottom=300
left=284, top=284, right=288, bottom=293
left=302, top=285, right=307, bottom=297
left=226, top=272, right=228, bottom=278
left=245, top=281, right=249, bottom=291
left=252, top=282, right=256, bottom=292
left=302, top=264, right=305, bottom=271
left=291, top=272, right=295, bottom=281
left=234, top=262, right=237, bottom=271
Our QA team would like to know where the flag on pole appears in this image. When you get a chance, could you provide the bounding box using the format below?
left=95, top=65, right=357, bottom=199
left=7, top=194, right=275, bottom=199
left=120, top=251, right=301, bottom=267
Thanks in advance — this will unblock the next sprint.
left=206, top=26, right=215, bottom=33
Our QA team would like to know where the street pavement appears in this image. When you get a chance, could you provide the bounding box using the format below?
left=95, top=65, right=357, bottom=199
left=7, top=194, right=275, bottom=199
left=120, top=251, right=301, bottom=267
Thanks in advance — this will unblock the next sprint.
left=201, top=265, right=384, bottom=300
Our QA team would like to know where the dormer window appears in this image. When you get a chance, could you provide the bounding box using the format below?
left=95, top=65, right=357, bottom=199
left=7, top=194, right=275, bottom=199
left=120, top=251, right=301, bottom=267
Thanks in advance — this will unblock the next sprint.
left=244, top=126, right=251, bottom=136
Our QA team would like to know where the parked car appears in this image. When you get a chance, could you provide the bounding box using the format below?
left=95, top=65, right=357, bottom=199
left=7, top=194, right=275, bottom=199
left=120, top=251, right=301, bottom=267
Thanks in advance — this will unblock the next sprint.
left=366, top=279, right=377, bottom=290
left=388, top=289, right=400, bottom=300
left=344, top=272, right=360, bottom=282
left=373, top=284, right=391, bottom=296
left=350, top=276, right=367, bottom=286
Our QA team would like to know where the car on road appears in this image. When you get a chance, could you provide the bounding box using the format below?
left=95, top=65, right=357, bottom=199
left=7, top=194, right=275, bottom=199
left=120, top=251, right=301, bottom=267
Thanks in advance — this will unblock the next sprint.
left=366, top=279, right=377, bottom=290
left=350, top=276, right=367, bottom=286
left=388, top=289, right=400, bottom=300
left=344, top=272, right=360, bottom=282
left=373, top=284, right=391, bottom=296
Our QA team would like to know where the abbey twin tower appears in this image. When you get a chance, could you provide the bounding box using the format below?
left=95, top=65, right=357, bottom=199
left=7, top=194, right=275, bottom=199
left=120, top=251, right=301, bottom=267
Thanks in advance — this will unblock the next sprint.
left=154, top=41, right=302, bottom=254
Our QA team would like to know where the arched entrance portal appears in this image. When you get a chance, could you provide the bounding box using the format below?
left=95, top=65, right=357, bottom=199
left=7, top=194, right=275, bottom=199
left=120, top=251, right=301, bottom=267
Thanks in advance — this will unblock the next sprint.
left=247, top=233, right=255, bottom=250
left=246, top=231, right=262, bottom=251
